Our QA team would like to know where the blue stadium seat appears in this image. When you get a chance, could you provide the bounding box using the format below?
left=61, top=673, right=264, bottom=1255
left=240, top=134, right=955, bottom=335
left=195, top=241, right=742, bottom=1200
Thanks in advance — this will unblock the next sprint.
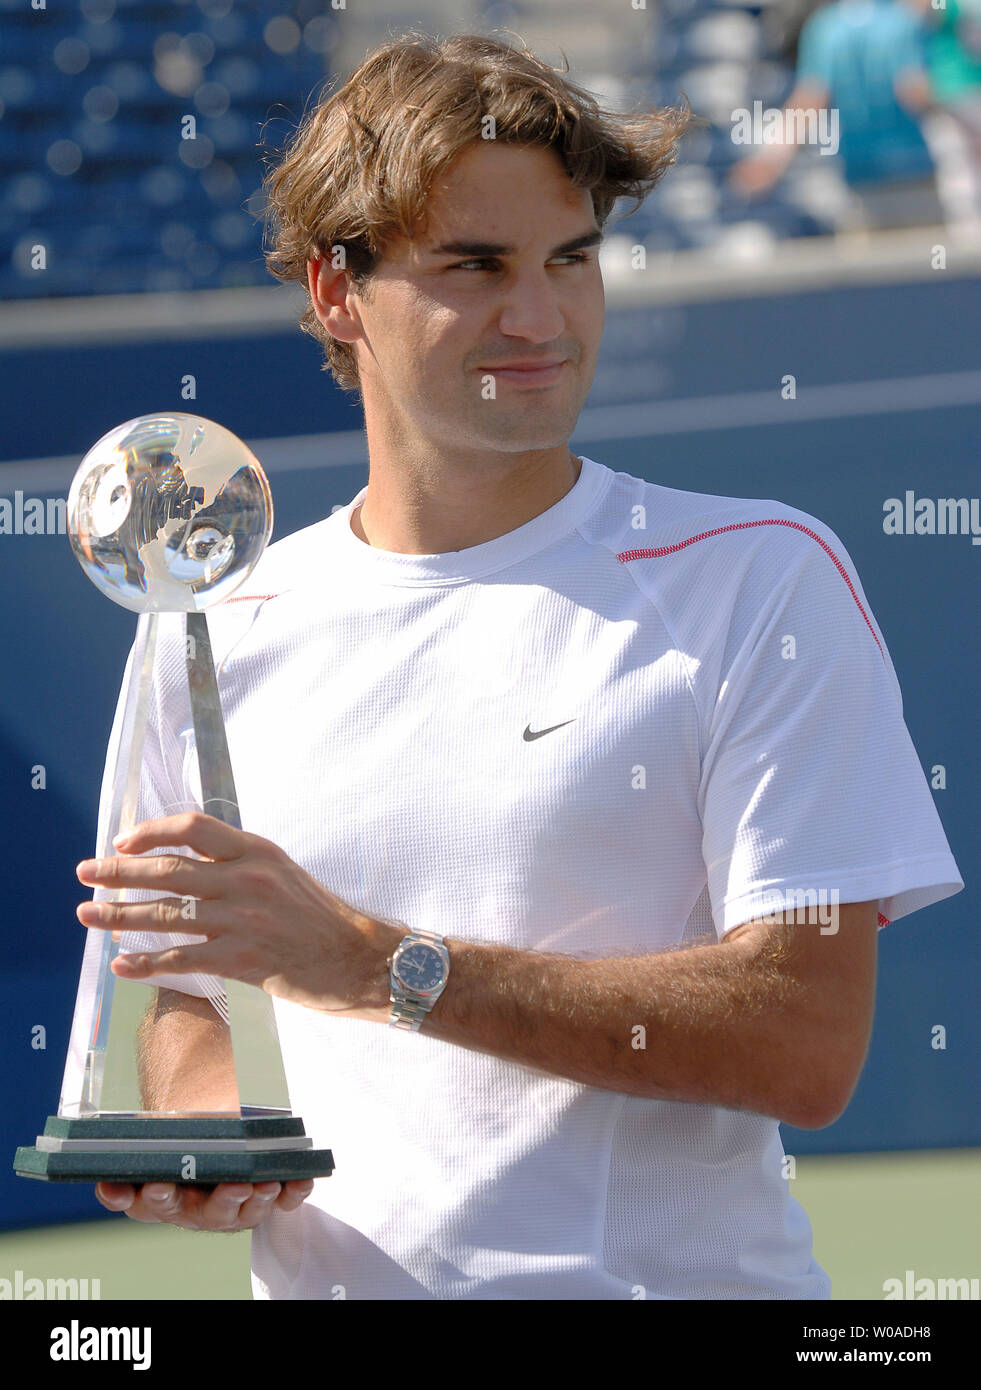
left=0, top=0, right=843, bottom=301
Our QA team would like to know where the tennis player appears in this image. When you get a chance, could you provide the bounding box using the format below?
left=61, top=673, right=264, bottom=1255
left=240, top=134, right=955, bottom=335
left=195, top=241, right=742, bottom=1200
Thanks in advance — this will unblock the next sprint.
left=77, top=33, right=964, bottom=1299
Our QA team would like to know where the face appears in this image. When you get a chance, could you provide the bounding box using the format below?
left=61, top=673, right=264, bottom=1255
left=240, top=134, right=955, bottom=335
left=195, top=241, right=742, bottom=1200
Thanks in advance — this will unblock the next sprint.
left=311, top=141, right=606, bottom=456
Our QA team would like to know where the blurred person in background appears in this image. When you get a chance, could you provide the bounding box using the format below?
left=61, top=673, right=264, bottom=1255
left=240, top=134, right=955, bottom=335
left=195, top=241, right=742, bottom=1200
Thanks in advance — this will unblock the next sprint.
left=728, top=0, right=939, bottom=231
left=906, top=0, right=981, bottom=234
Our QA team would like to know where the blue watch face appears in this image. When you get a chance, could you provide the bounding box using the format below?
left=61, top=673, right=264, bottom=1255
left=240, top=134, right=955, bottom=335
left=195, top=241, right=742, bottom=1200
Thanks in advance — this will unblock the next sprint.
left=396, top=942, right=445, bottom=993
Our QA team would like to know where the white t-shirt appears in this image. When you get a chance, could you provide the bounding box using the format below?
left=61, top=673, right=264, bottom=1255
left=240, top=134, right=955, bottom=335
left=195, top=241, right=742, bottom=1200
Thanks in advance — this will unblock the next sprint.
left=110, top=454, right=963, bottom=1299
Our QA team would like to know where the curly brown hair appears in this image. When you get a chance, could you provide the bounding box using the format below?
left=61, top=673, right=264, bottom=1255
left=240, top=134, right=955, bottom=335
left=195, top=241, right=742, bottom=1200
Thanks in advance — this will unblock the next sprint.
left=260, top=30, right=694, bottom=393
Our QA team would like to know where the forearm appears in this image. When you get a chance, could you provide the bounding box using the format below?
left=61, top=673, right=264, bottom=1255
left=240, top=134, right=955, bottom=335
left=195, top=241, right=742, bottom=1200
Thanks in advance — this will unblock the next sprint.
left=88, top=815, right=870, bottom=1128
left=136, top=988, right=240, bottom=1114
left=419, top=927, right=842, bottom=1127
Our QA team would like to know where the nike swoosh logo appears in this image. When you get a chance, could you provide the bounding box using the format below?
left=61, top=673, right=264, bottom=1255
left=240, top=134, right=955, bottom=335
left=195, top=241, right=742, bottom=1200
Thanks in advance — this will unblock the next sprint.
left=523, top=720, right=577, bottom=742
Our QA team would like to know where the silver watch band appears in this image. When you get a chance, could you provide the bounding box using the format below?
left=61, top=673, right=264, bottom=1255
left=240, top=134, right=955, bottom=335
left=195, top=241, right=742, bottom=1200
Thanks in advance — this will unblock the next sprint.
left=389, top=998, right=431, bottom=1033
left=404, top=927, right=441, bottom=946
left=389, top=928, right=448, bottom=1032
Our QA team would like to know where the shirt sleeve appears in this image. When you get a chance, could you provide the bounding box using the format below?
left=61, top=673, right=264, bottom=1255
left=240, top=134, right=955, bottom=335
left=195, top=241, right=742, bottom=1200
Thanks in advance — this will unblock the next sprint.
left=795, top=12, right=835, bottom=90
left=101, top=614, right=225, bottom=1005
left=891, top=12, right=928, bottom=76
left=697, top=520, right=964, bottom=938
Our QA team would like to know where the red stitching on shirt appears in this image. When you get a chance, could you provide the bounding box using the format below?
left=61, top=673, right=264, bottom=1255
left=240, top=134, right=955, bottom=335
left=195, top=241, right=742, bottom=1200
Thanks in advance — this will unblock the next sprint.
left=224, top=594, right=281, bottom=604
left=617, top=519, right=883, bottom=656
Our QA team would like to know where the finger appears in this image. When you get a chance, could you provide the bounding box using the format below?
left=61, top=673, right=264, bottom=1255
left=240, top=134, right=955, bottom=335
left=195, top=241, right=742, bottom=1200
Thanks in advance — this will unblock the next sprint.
left=276, top=1180, right=316, bottom=1212
left=111, top=812, right=260, bottom=863
left=233, top=1181, right=284, bottom=1227
left=110, top=940, right=219, bottom=980
left=120, top=1182, right=187, bottom=1225
left=75, top=852, right=217, bottom=897
left=77, top=895, right=222, bottom=935
left=76, top=895, right=229, bottom=939
left=130, top=1184, right=217, bottom=1228
left=198, top=1183, right=257, bottom=1231
left=95, top=1181, right=136, bottom=1211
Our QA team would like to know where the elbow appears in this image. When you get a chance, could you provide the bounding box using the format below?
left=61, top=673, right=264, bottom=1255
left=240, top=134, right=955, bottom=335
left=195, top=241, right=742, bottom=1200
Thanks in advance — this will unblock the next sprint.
left=790, top=1083, right=864, bottom=1131
left=780, top=1055, right=866, bottom=1131
left=783, top=1092, right=849, bottom=1131
left=777, top=1000, right=874, bottom=1129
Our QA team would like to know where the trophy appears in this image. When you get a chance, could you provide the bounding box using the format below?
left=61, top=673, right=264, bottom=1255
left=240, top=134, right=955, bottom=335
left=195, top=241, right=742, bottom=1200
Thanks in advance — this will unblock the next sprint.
left=13, top=413, right=334, bottom=1185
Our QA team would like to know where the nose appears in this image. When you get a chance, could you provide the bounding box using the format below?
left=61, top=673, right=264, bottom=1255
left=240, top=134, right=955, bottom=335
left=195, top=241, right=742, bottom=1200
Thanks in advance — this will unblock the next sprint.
left=496, top=267, right=567, bottom=343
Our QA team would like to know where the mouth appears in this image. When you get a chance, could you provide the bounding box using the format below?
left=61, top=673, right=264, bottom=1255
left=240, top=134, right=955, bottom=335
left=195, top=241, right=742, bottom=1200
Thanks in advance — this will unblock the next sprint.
left=477, top=360, right=568, bottom=388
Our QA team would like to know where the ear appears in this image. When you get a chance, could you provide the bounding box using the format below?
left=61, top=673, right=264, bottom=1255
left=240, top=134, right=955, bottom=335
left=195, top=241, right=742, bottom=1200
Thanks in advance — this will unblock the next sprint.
left=307, top=252, right=363, bottom=346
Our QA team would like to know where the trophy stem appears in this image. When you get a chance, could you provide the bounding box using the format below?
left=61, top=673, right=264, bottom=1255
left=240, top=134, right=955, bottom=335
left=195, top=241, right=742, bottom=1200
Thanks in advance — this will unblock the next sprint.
left=184, top=611, right=294, bottom=1113
left=185, top=611, right=242, bottom=832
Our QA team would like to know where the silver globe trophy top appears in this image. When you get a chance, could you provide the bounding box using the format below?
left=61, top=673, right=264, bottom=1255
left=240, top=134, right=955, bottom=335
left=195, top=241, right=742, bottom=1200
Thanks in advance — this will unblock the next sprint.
left=67, top=412, right=273, bottom=613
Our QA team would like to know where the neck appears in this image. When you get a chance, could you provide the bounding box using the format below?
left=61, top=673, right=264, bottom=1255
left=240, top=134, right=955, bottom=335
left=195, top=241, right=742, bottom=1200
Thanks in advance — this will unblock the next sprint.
left=350, top=448, right=583, bottom=554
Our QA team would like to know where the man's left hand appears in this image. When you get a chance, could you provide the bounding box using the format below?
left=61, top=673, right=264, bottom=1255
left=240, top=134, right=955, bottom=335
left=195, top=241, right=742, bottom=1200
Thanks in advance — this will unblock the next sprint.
left=76, top=812, right=404, bottom=1020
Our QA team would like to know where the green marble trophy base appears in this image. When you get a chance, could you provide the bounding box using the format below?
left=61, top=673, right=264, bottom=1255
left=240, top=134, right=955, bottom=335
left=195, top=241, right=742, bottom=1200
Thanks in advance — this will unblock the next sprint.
left=13, top=1112, right=334, bottom=1185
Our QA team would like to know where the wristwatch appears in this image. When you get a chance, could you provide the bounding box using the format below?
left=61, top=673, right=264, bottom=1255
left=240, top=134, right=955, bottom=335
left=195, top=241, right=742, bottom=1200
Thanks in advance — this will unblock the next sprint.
left=388, top=927, right=451, bottom=1032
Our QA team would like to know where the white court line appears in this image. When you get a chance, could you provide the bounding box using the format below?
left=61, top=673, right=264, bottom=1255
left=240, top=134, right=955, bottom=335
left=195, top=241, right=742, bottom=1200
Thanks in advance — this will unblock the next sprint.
left=1, top=368, right=978, bottom=493
left=571, top=368, right=981, bottom=440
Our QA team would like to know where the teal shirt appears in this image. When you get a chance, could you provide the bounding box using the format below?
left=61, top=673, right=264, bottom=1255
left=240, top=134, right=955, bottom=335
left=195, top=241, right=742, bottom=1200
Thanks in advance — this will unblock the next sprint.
left=926, top=0, right=981, bottom=103
left=796, top=0, right=932, bottom=183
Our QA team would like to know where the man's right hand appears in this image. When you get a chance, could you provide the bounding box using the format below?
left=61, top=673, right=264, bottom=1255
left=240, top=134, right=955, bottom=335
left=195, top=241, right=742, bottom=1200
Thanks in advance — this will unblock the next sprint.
left=95, top=1179, right=315, bottom=1231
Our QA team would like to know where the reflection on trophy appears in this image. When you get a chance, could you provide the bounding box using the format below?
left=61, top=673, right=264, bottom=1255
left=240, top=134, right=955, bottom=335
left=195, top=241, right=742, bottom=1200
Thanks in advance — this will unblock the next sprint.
left=13, top=412, right=334, bottom=1185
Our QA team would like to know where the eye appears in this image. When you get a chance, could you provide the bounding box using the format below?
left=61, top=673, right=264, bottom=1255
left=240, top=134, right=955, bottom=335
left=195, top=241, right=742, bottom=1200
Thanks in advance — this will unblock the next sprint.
left=448, top=252, right=592, bottom=271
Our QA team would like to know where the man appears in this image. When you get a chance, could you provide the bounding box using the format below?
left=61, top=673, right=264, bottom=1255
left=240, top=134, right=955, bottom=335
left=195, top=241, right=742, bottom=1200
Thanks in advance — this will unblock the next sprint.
left=79, top=33, right=963, bottom=1299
